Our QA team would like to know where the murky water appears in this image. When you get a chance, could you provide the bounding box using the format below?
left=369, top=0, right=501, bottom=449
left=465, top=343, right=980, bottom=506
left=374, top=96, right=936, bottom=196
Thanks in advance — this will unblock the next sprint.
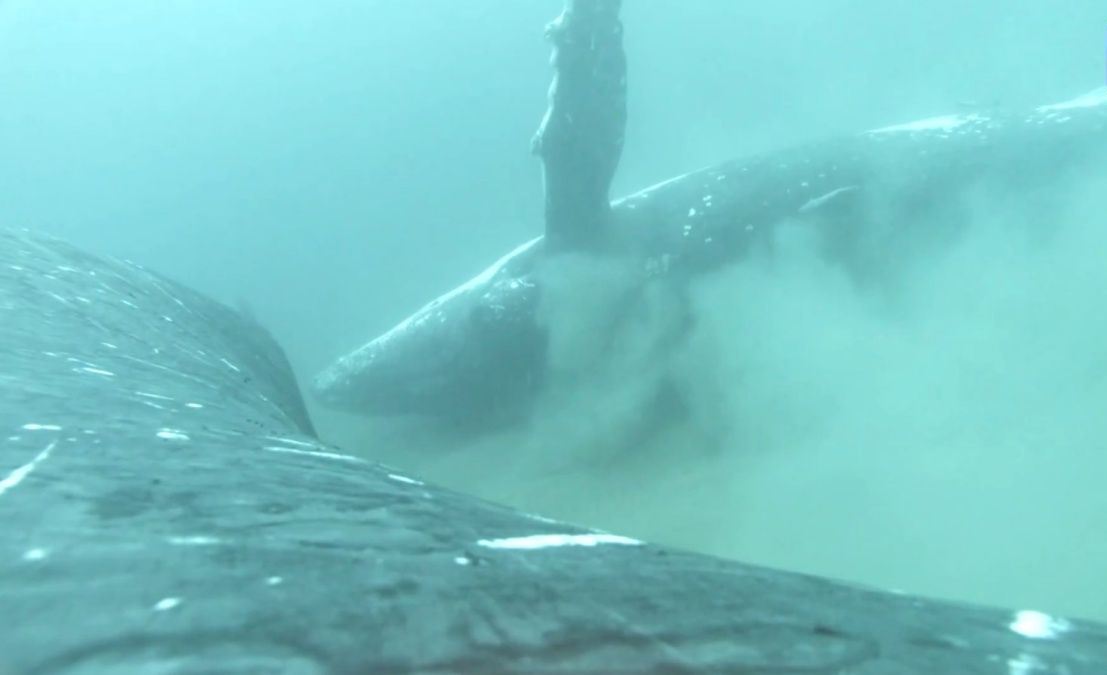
left=3, top=0, right=1106, bottom=622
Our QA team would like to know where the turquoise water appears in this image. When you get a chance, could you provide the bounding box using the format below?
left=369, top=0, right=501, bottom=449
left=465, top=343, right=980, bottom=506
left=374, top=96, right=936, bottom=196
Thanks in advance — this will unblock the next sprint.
left=3, top=0, right=1106, bottom=621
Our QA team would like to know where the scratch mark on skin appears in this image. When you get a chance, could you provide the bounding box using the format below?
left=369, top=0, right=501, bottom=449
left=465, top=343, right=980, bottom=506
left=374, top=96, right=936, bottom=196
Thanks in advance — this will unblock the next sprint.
left=262, top=446, right=365, bottom=463
left=0, top=442, right=57, bottom=497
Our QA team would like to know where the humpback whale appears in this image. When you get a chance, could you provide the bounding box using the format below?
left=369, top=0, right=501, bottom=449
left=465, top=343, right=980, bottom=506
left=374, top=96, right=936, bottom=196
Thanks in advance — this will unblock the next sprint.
left=313, top=0, right=1107, bottom=423
left=6, top=2, right=1107, bottom=669
left=5, top=227, right=1107, bottom=673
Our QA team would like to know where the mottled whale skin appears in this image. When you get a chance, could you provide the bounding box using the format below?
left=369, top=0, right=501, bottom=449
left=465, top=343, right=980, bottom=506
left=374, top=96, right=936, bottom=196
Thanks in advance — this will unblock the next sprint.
left=314, top=88, right=1107, bottom=421
left=7, top=229, right=1107, bottom=675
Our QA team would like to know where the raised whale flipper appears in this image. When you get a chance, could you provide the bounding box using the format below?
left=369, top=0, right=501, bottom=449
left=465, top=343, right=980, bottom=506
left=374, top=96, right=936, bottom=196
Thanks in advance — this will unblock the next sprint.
left=532, top=0, right=626, bottom=251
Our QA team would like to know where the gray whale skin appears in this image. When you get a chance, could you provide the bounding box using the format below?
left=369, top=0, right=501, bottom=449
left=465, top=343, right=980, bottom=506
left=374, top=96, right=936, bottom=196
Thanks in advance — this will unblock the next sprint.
left=4, top=228, right=1107, bottom=672
left=314, top=87, right=1107, bottom=422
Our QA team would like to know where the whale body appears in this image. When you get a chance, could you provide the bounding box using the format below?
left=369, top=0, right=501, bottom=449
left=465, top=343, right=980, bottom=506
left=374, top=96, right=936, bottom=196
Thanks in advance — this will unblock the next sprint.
left=6, top=228, right=1107, bottom=672
left=314, top=88, right=1107, bottom=422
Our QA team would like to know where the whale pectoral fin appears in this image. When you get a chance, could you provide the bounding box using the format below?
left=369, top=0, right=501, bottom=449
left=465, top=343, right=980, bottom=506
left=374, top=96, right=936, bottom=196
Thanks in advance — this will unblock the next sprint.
left=535, top=0, right=627, bottom=251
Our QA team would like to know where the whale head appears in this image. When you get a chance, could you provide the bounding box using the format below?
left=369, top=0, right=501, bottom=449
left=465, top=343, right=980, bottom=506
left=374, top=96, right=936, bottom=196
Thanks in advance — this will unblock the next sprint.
left=313, top=238, right=547, bottom=423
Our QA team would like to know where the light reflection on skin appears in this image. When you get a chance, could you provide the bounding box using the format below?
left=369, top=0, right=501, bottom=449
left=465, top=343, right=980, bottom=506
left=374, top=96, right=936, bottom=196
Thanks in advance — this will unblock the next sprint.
left=1007, top=653, right=1047, bottom=675
left=1009, top=610, right=1072, bottom=640
left=477, top=533, right=642, bottom=550
left=153, top=597, right=181, bottom=612
left=156, top=429, right=190, bottom=441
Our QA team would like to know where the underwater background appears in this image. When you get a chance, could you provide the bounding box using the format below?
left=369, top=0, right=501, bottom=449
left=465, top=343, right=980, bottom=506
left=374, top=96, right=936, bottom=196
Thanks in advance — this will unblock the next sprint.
left=3, top=0, right=1106, bottom=621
